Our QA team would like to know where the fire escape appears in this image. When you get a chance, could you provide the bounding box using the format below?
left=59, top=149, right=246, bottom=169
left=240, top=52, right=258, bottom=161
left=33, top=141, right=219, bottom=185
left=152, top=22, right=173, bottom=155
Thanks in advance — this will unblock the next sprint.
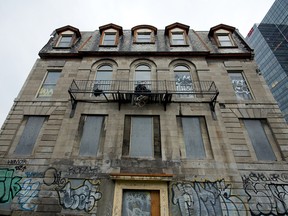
left=68, top=80, right=219, bottom=118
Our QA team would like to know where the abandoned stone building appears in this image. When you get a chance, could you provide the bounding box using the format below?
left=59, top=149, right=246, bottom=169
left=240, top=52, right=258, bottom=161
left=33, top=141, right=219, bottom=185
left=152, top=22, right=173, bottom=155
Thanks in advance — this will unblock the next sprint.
left=0, top=23, right=288, bottom=215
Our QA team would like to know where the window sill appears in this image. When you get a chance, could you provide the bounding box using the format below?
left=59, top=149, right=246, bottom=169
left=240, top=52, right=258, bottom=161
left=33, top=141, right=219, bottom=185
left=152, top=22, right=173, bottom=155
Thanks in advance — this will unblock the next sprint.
left=170, top=44, right=190, bottom=47
left=218, top=45, right=238, bottom=48
left=99, top=45, right=118, bottom=47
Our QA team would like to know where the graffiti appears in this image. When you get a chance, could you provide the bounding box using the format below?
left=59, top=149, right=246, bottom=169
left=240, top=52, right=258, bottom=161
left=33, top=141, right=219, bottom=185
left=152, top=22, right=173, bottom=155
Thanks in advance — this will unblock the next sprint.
left=0, top=168, right=22, bottom=203
left=7, top=159, right=27, bottom=165
left=18, top=179, right=40, bottom=210
left=172, top=179, right=246, bottom=216
left=242, top=172, right=288, bottom=183
left=15, top=165, right=27, bottom=172
left=243, top=172, right=288, bottom=215
left=57, top=180, right=102, bottom=212
left=44, top=167, right=102, bottom=212
left=43, top=167, right=66, bottom=187
left=25, top=172, right=44, bottom=178
left=68, top=166, right=100, bottom=176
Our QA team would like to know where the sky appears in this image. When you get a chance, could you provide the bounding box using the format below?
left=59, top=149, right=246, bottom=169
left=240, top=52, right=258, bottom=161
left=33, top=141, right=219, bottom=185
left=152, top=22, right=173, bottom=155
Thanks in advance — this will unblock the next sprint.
left=0, top=0, right=274, bottom=127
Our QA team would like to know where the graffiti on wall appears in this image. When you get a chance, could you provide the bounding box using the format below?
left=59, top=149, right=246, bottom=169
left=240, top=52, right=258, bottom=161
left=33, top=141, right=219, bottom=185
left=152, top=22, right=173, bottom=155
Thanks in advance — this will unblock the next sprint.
left=0, top=168, right=22, bottom=203
left=18, top=179, right=40, bottom=210
left=242, top=172, right=288, bottom=215
left=58, top=180, right=102, bottom=212
left=172, top=179, right=246, bottom=216
left=44, top=167, right=102, bottom=212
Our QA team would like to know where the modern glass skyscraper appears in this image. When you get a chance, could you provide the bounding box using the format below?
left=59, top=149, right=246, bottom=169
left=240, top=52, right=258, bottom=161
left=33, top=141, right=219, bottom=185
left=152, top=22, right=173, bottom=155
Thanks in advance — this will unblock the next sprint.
left=246, top=0, right=288, bottom=122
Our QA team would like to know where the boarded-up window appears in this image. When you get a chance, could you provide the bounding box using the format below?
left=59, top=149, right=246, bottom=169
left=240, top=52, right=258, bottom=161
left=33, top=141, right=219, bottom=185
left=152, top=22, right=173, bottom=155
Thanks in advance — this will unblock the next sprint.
left=14, top=116, right=46, bottom=155
left=122, top=190, right=160, bottom=216
left=243, top=119, right=276, bottom=161
left=123, top=116, right=161, bottom=158
left=178, top=116, right=210, bottom=159
left=79, top=116, right=104, bottom=156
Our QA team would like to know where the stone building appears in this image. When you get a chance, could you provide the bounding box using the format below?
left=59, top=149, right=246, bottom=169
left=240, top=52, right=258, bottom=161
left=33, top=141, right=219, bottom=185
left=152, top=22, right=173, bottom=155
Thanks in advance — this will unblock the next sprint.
left=0, top=23, right=288, bottom=215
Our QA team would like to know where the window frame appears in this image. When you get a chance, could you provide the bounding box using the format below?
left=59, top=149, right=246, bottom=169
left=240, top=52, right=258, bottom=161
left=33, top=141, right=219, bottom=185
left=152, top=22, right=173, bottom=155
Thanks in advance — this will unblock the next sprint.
left=112, top=180, right=169, bottom=216
left=100, top=31, right=119, bottom=47
left=170, top=31, right=187, bottom=46
left=14, top=116, right=47, bottom=155
left=228, top=70, right=253, bottom=100
left=215, top=33, right=237, bottom=48
left=241, top=119, right=279, bottom=161
left=78, top=115, right=106, bottom=157
left=177, top=116, right=212, bottom=160
left=56, top=34, right=74, bottom=48
left=37, top=70, right=61, bottom=98
left=122, top=115, right=161, bottom=159
left=134, top=31, right=154, bottom=44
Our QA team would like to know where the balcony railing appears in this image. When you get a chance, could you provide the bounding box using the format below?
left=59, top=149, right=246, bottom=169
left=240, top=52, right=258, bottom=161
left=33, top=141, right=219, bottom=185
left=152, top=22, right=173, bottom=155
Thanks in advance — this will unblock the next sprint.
left=68, top=80, right=219, bottom=116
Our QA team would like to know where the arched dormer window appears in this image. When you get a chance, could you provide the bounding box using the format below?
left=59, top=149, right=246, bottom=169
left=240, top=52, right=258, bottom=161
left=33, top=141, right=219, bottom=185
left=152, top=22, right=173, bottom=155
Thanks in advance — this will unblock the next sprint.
left=99, top=23, right=123, bottom=47
left=208, top=24, right=237, bottom=48
left=165, top=22, right=190, bottom=46
left=54, top=25, right=81, bottom=48
left=131, top=25, right=157, bottom=44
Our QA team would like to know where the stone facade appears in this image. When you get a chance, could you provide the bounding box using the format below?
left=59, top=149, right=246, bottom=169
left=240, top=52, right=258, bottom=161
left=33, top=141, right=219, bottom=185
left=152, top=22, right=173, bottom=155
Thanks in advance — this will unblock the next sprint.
left=0, top=23, right=288, bottom=215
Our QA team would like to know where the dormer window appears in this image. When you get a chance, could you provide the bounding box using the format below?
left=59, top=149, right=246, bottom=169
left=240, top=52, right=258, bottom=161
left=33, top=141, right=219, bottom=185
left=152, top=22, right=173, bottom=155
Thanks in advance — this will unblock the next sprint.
left=103, top=32, right=117, bottom=45
left=132, top=25, right=157, bottom=44
left=54, top=25, right=81, bottom=48
left=217, top=34, right=233, bottom=46
left=99, top=23, right=123, bottom=47
left=57, top=35, right=73, bottom=47
left=171, top=32, right=186, bottom=45
left=165, top=22, right=190, bottom=46
left=208, top=24, right=237, bottom=48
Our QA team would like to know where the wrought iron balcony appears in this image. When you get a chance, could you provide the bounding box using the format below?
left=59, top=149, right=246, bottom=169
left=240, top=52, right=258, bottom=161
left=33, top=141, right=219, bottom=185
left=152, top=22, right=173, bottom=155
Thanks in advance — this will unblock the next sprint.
left=68, top=80, right=219, bottom=116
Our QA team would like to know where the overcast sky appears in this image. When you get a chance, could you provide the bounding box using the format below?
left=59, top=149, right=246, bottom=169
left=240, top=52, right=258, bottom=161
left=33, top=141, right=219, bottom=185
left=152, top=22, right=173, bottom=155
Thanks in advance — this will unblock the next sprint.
left=0, top=0, right=274, bottom=127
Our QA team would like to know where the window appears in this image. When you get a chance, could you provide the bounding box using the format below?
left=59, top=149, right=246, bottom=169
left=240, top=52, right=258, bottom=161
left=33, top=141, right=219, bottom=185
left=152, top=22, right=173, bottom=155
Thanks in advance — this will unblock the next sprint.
left=14, top=116, right=46, bottom=155
left=243, top=119, right=277, bottom=161
left=217, top=34, right=233, bottom=46
left=102, top=32, right=116, bottom=45
left=94, top=65, right=113, bottom=93
left=178, top=116, right=210, bottom=159
left=174, top=65, right=193, bottom=97
left=171, top=32, right=186, bottom=45
left=122, top=190, right=160, bottom=216
left=57, top=35, right=73, bottom=47
left=38, top=71, right=61, bottom=97
left=136, top=32, right=152, bottom=43
left=112, top=180, right=169, bottom=216
left=79, top=115, right=105, bottom=156
left=228, top=71, right=252, bottom=100
left=135, top=65, right=151, bottom=81
left=122, top=116, right=161, bottom=158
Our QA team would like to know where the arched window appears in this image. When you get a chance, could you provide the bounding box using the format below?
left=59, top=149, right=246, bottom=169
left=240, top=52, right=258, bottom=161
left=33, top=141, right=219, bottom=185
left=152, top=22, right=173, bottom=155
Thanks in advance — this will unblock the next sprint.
left=135, top=64, right=151, bottom=81
left=94, top=65, right=113, bottom=93
left=174, top=65, right=193, bottom=96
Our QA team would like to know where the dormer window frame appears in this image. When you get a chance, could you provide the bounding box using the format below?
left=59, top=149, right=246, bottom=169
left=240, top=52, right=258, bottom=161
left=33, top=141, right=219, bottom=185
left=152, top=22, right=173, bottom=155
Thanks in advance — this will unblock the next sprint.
left=208, top=24, right=238, bottom=48
left=53, top=25, right=81, bottom=49
left=170, top=30, right=188, bottom=46
left=132, top=25, right=157, bottom=44
left=99, top=23, right=123, bottom=47
left=165, top=22, right=190, bottom=47
left=55, top=33, right=74, bottom=48
left=215, top=32, right=236, bottom=48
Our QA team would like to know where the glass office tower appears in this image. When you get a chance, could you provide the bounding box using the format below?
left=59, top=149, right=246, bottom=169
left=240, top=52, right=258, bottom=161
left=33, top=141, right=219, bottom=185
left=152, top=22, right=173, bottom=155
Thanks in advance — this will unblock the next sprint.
left=246, top=0, right=288, bottom=122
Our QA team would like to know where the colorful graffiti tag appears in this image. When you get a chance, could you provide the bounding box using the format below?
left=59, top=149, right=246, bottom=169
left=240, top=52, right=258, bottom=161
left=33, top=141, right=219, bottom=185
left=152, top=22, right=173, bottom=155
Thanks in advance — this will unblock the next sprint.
left=0, top=168, right=22, bottom=203
left=171, top=179, right=246, bottom=216
left=18, top=179, right=40, bottom=210
left=242, top=172, right=288, bottom=215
